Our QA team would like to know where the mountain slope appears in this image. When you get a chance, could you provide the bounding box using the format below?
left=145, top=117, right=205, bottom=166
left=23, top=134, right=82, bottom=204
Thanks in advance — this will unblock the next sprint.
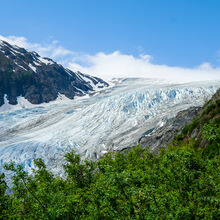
left=138, top=106, right=201, bottom=153
left=0, top=40, right=108, bottom=106
left=138, top=88, right=220, bottom=153
left=172, top=88, right=220, bottom=150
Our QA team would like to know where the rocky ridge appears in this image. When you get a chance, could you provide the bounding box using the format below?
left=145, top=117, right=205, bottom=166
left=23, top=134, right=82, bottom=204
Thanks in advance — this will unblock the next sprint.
left=138, top=106, right=201, bottom=153
left=0, top=40, right=108, bottom=106
left=138, top=88, right=220, bottom=153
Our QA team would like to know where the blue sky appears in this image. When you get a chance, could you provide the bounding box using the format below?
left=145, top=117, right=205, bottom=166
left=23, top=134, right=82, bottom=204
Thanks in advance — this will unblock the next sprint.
left=0, top=0, right=220, bottom=80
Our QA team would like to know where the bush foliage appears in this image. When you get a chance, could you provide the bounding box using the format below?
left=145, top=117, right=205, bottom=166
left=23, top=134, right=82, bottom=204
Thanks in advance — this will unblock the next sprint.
left=0, top=94, right=219, bottom=219
left=1, top=135, right=220, bottom=219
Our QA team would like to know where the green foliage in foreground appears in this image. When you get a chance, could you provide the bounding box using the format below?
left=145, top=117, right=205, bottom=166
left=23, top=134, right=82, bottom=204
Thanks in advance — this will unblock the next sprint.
left=0, top=127, right=220, bottom=219
left=1, top=89, right=219, bottom=220
left=0, top=98, right=219, bottom=220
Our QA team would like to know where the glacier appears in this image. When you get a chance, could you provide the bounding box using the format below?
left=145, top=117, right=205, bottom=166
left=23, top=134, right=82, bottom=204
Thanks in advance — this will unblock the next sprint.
left=0, top=78, right=220, bottom=176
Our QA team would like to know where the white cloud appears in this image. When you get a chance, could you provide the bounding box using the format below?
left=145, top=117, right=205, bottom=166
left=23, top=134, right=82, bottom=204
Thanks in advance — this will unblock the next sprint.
left=67, top=51, right=220, bottom=82
left=0, top=35, right=74, bottom=59
left=1, top=34, right=220, bottom=82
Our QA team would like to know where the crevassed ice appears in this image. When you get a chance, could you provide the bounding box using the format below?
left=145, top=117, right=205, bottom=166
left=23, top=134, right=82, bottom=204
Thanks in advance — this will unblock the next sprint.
left=0, top=78, right=219, bottom=176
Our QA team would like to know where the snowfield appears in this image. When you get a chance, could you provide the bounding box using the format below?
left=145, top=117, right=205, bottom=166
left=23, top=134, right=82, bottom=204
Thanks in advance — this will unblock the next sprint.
left=0, top=78, right=220, bottom=176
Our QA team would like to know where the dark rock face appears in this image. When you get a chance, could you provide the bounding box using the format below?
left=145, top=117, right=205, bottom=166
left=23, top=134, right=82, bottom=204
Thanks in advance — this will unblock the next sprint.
left=0, top=40, right=108, bottom=106
left=139, top=107, right=201, bottom=153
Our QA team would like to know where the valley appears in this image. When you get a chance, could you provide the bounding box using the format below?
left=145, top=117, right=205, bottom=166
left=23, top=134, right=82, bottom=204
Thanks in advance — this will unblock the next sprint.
left=0, top=78, right=219, bottom=176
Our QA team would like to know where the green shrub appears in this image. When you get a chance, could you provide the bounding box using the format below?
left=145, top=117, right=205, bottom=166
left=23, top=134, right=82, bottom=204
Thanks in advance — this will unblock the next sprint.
left=202, top=122, right=220, bottom=144
left=202, top=104, right=216, bottom=116
left=1, top=143, right=220, bottom=219
left=216, top=99, right=220, bottom=107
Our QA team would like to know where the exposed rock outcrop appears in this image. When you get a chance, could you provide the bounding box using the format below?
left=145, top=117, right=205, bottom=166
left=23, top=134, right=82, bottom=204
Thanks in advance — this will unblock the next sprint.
left=0, top=40, right=108, bottom=106
left=139, top=88, right=220, bottom=153
left=138, top=107, right=201, bottom=153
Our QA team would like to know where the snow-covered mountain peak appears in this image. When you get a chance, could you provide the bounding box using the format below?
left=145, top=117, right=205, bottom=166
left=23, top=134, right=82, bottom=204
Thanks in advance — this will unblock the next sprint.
left=0, top=40, right=109, bottom=108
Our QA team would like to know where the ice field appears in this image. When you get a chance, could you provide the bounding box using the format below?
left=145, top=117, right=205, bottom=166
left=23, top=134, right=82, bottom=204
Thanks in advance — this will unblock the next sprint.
left=0, top=78, right=220, bottom=175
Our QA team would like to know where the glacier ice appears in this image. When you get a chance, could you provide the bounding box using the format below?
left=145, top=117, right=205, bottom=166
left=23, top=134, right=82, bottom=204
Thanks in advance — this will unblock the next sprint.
left=0, top=78, right=220, bottom=176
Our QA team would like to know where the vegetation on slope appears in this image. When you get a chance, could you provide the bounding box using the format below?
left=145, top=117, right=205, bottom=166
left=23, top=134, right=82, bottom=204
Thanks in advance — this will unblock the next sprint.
left=173, top=89, right=220, bottom=154
left=0, top=90, right=219, bottom=219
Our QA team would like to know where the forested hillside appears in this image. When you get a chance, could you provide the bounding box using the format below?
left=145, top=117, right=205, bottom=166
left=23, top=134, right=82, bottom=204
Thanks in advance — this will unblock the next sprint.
left=0, top=89, right=219, bottom=219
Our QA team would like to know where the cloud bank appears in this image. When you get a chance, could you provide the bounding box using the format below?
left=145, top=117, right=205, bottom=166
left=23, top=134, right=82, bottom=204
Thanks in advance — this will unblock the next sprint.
left=0, top=35, right=74, bottom=59
left=0, top=35, right=220, bottom=82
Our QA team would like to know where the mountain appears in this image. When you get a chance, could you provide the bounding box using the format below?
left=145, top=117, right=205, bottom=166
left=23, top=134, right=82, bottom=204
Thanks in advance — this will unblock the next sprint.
left=0, top=40, right=109, bottom=107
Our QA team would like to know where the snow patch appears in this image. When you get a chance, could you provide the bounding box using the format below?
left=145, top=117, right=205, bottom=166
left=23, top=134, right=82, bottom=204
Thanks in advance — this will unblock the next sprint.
left=0, top=95, right=34, bottom=113
left=33, top=61, right=41, bottom=66
left=74, top=87, right=86, bottom=94
left=14, top=62, right=28, bottom=71
left=0, top=94, right=74, bottom=113
left=38, top=57, right=54, bottom=65
left=76, top=72, right=109, bottom=92
left=9, top=46, right=24, bottom=56
left=65, top=68, right=73, bottom=76
left=28, top=63, right=36, bottom=72
left=55, top=93, right=72, bottom=102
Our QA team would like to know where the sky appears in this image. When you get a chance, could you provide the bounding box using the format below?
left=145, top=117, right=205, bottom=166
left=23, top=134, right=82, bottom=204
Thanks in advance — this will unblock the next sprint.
left=0, top=0, right=220, bottom=81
